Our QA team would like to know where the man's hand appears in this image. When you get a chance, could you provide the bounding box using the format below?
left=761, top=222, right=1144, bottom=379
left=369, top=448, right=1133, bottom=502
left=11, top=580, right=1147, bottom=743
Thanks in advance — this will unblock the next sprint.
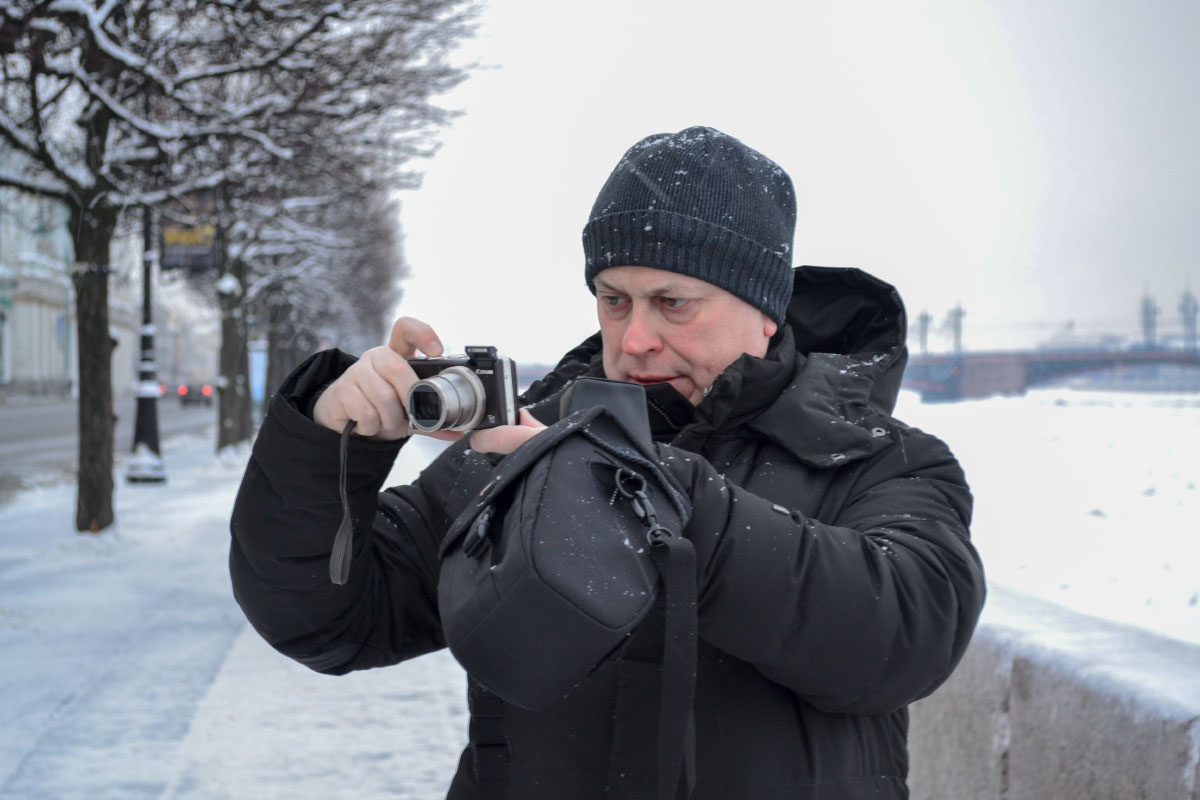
left=313, top=317, right=462, bottom=442
left=469, top=409, right=547, bottom=455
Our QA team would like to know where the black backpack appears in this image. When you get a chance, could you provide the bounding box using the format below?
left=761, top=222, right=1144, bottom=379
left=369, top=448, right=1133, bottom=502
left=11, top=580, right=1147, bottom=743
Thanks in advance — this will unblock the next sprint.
left=438, top=377, right=699, bottom=800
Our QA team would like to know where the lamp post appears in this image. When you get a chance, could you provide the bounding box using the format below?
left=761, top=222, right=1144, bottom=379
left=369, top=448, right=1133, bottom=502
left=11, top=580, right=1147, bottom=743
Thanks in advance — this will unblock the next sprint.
left=126, top=202, right=166, bottom=483
left=1180, top=290, right=1198, bottom=355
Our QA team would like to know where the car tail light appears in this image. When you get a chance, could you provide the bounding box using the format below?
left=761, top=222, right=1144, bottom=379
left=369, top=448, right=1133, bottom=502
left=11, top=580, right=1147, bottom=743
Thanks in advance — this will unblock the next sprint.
left=201, top=384, right=213, bottom=397
left=178, top=385, right=188, bottom=396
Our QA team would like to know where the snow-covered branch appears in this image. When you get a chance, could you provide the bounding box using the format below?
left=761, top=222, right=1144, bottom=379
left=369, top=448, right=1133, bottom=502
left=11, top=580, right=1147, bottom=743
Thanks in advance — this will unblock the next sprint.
left=0, top=163, right=73, bottom=199
left=5, top=0, right=474, bottom=372
left=0, top=107, right=43, bottom=157
left=169, top=4, right=344, bottom=89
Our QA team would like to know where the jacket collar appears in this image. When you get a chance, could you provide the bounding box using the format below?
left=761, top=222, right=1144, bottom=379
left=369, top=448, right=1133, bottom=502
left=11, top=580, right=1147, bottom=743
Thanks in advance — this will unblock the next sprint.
left=747, top=332, right=896, bottom=468
left=729, top=265, right=909, bottom=466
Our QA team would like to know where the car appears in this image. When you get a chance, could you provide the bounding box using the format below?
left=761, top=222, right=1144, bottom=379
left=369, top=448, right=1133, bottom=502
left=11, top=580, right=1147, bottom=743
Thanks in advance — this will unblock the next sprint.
left=177, top=380, right=214, bottom=407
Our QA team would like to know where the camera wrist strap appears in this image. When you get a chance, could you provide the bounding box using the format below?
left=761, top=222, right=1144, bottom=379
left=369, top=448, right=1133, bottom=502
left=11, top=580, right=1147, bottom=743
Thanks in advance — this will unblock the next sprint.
left=329, top=420, right=356, bottom=585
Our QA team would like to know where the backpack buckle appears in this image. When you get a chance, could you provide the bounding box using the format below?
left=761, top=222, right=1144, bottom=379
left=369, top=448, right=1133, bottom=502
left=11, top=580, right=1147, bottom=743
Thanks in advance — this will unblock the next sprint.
left=463, top=506, right=493, bottom=558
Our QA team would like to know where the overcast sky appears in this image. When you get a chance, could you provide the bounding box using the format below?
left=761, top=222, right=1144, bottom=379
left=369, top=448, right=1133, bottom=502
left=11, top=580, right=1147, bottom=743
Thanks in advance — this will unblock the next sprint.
left=395, top=0, right=1200, bottom=365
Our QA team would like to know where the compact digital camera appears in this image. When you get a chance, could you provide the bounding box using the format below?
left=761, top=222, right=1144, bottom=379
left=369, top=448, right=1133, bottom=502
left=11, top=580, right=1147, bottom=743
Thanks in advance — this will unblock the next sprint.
left=406, top=345, right=519, bottom=433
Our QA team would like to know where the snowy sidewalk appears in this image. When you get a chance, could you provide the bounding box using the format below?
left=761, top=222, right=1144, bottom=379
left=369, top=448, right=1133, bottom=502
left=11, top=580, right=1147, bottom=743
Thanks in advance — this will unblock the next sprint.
left=0, top=433, right=468, bottom=800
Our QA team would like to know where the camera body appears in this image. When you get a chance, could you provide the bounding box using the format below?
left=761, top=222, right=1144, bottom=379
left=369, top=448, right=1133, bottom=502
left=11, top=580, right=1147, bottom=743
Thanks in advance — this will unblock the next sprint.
left=406, top=345, right=519, bottom=433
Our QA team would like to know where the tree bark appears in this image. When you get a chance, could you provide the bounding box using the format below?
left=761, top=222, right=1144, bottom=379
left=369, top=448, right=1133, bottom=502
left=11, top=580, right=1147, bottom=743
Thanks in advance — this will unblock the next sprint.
left=217, top=258, right=253, bottom=451
left=264, top=298, right=294, bottom=403
left=265, top=298, right=319, bottom=402
left=72, top=258, right=116, bottom=533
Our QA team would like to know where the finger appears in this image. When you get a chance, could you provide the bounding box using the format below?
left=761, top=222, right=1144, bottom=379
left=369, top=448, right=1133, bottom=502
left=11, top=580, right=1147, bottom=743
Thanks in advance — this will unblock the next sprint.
left=337, top=383, right=384, bottom=437
left=424, top=429, right=465, bottom=443
left=387, top=317, right=444, bottom=359
left=517, top=408, right=546, bottom=430
left=352, top=358, right=411, bottom=434
left=313, top=356, right=400, bottom=438
left=313, top=375, right=378, bottom=434
left=360, top=348, right=420, bottom=425
left=312, top=385, right=349, bottom=432
left=470, top=423, right=543, bottom=455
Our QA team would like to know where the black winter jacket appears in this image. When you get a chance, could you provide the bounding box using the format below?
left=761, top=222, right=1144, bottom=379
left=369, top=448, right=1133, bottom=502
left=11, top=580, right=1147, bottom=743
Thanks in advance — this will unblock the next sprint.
left=230, top=266, right=986, bottom=800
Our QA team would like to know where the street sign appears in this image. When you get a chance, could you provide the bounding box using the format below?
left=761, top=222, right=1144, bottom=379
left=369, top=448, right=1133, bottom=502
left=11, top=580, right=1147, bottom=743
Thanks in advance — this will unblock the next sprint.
left=161, top=224, right=218, bottom=271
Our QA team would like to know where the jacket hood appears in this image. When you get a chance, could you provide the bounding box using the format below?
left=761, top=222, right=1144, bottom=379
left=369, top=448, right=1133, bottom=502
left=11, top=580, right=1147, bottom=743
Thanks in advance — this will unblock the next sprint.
left=786, top=265, right=908, bottom=415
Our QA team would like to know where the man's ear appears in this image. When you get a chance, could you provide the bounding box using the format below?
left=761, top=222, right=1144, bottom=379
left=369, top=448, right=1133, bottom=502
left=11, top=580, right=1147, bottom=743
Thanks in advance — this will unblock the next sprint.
left=764, top=314, right=779, bottom=338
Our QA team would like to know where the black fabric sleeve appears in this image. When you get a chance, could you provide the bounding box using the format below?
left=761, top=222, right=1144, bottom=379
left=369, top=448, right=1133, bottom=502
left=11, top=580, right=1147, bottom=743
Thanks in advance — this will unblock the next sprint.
left=658, top=428, right=985, bottom=715
left=228, top=350, right=452, bottom=674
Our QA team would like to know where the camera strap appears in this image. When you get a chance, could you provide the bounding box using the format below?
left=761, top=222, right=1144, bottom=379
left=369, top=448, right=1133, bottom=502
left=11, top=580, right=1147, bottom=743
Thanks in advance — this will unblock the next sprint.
left=329, top=420, right=356, bottom=585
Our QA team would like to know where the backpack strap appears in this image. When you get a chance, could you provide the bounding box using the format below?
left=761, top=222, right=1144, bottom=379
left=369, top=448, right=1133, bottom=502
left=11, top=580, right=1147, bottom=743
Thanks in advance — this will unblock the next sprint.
left=607, top=465, right=698, bottom=800
left=652, top=534, right=697, bottom=799
left=469, top=678, right=509, bottom=800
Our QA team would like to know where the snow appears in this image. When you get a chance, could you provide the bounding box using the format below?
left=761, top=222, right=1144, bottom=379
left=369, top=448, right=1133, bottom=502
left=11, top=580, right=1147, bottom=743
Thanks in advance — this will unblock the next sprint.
left=214, top=273, right=241, bottom=296
left=892, top=386, right=1200, bottom=647
left=0, top=163, right=73, bottom=198
left=47, top=0, right=144, bottom=73
left=1, top=387, right=1198, bottom=797
left=0, top=432, right=463, bottom=799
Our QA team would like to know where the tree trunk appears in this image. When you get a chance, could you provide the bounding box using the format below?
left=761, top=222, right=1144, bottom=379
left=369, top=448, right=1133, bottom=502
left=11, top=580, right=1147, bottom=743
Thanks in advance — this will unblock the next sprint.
left=71, top=220, right=117, bottom=532
left=217, top=258, right=253, bottom=451
left=265, top=298, right=295, bottom=404
left=265, top=298, right=319, bottom=402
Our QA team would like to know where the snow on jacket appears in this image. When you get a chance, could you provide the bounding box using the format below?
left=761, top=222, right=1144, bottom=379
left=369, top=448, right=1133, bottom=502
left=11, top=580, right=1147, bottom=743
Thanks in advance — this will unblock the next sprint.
left=229, top=265, right=986, bottom=800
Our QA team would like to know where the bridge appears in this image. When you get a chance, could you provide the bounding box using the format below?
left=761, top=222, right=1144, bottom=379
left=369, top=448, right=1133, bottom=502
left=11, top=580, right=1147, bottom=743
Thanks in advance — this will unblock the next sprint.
left=902, top=347, right=1200, bottom=401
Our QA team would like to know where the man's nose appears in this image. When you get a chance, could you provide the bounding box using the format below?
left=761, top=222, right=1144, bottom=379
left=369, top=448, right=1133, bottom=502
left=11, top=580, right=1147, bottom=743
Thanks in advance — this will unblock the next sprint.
left=621, top=303, right=662, bottom=355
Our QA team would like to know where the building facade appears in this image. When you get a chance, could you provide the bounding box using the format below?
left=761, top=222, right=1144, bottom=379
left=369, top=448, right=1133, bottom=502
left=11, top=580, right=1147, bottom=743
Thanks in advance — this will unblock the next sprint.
left=0, top=178, right=140, bottom=401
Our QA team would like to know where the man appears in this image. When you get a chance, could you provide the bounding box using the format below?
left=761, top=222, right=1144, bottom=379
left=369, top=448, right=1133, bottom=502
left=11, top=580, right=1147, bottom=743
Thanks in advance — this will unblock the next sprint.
left=230, top=126, right=986, bottom=799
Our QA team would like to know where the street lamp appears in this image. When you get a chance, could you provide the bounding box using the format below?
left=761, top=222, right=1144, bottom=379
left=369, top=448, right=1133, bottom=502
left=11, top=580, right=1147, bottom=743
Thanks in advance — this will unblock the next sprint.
left=126, top=204, right=166, bottom=484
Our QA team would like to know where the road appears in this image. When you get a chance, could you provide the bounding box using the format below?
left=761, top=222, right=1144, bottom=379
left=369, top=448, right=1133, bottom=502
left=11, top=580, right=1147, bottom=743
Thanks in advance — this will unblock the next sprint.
left=0, top=393, right=216, bottom=506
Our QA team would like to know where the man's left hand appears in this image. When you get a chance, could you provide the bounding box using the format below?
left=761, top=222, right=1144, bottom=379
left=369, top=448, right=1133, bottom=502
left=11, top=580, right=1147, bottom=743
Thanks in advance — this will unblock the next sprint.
left=469, top=409, right=547, bottom=455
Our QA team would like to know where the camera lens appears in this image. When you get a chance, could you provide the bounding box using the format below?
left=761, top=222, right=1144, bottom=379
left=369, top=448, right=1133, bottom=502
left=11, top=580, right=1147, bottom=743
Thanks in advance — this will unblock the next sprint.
left=406, top=366, right=487, bottom=432
left=408, top=386, right=444, bottom=426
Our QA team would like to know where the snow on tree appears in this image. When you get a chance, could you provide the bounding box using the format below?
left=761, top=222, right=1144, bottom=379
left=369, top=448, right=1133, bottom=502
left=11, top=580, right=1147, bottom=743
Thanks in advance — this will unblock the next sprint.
left=0, top=0, right=477, bottom=529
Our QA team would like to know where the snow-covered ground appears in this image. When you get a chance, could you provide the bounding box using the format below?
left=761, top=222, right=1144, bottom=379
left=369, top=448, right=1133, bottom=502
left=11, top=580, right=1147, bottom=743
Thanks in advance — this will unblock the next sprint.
left=0, top=386, right=1197, bottom=798
left=0, top=432, right=467, bottom=799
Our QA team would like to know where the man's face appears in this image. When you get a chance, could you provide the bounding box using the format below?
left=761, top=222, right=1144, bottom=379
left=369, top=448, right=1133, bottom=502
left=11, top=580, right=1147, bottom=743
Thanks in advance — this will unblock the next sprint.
left=595, top=266, right=779, bottom=405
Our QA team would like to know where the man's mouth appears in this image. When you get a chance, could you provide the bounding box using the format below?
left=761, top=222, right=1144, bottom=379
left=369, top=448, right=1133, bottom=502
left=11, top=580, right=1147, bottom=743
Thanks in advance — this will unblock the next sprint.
left=629, top=375, right=676, bottom=386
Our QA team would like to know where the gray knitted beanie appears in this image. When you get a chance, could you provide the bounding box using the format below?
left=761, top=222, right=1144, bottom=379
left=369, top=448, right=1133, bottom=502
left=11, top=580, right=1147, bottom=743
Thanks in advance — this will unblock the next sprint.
left=582, top=126, right=796, bottom=324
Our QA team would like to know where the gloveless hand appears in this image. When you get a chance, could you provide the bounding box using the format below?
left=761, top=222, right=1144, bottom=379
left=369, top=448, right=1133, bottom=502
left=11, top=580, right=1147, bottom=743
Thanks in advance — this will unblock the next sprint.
left=313, top=317, right=463, bottom=442
left=468, top=408, right=547, bottom=455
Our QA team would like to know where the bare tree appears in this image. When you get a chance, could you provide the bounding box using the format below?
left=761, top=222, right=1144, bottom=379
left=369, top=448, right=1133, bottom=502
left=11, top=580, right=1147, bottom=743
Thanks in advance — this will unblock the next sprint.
left=248, top=187, right=406, bottom=403
left=188, top=2, right=472, bottom=450
left=0, top=0, right=475, bottom=528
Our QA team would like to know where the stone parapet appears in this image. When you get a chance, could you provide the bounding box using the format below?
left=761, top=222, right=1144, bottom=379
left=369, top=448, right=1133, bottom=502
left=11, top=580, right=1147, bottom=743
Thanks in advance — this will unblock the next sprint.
left=909, top=586, right=1200, bottom=799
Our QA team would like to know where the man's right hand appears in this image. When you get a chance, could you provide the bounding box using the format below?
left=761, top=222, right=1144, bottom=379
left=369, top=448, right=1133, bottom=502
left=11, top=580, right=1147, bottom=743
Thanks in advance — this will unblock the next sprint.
left=312, top=317, right=463, bottom=442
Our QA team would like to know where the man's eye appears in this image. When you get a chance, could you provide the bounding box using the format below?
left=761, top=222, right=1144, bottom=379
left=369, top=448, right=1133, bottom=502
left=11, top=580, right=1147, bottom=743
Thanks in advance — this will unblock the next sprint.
left=662, top=297, right=689, bottom=309
left=601, top=295, right=626, bottom=307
